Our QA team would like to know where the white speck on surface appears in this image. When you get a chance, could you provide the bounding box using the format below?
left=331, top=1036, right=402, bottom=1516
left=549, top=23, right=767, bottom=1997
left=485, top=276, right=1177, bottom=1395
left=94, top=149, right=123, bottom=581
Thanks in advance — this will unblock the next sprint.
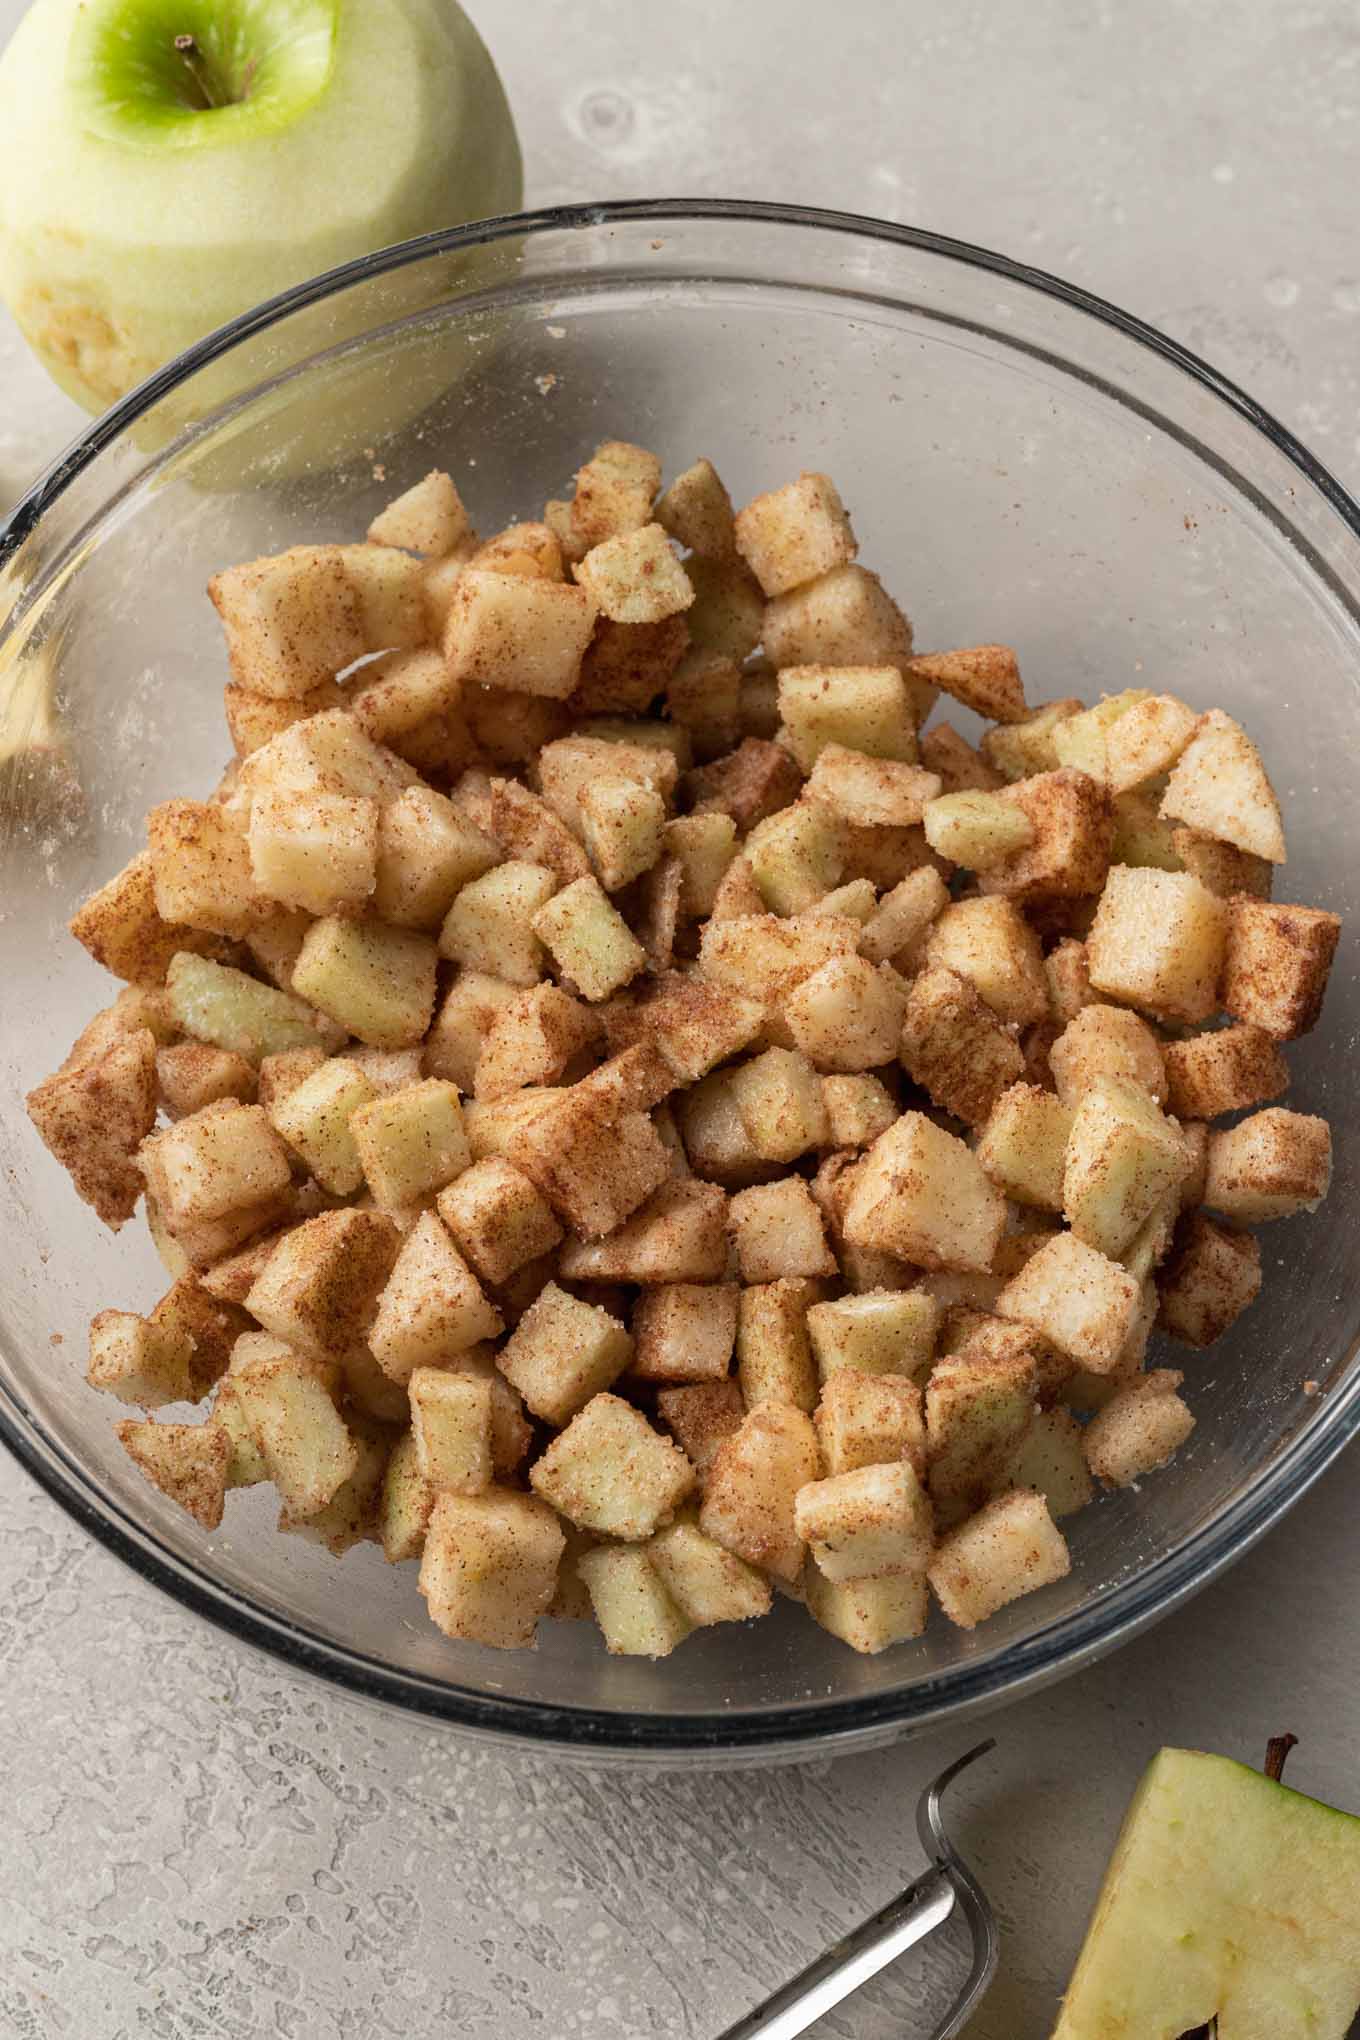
left=1265, top=274, right=1301, bottom=308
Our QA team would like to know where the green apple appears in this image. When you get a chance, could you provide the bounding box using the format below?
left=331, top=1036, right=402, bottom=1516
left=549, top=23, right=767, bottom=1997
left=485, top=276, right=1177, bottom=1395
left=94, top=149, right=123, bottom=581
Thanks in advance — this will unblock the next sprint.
left=1053, top=1745, right=1360, bottom=2037
left=0, top=0, right=521, bottom=414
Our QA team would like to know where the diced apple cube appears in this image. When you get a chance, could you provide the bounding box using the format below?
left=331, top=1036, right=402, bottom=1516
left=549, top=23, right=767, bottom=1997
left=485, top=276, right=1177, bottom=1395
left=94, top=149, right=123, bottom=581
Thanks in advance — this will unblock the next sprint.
left=532, top=875, right=645, bottom=1000
left=735, top=472, right=857, bottom=596
left=1048, top=690, right=1150, bottom=781
left=147, top=797, right=274, bottom=939
left=224, top=679, right=347, bottom=759
left=923, top=790, right=1035, bottom=868
left=1203, top=1107, right=1332, bottom=1222
left=1084, top=1371, right=1196, bottom=1487
left=698, top=910, right=859, bottom=1044
left=664, top=648, right=742, bottom=757
left=995, top=1230, right=1140, bottom=1372
left=807, top=1289, right=940, bottom=1384
left=655, top=456, right=736, bottom=557
left=88, top=1307, right=192, bottom=1408
left=372, top=786, right=498, bottom=930
left=238, top=708, right=418, bottom=805
left=1163, top=1023, right=1288, bottom=1120
left=438, top=863, right=557, bottom=991
left=777, top=664, right=918, bottom=769
left=156, top=1041, right=257, bottom=1118
left=784, top=955, right=909, bottom=1071
left=435, top=1156, right=563, bottom=1286
left=141, top=1102, right=292, bottom=1230
left=1086, top=866, right=1227, bottom=1025
left=1220, top=898, right=1341, bottom=1040
left=905, top=635, right=1032, bottom=719
left=926, top=1344, right=1038, bottom=1508
left=805, top=1568, right=928, bottom=1653
left=859, top=865, right=950, bottom=966
left=1170, top=826, right=1273, bottom=901
left=293, top=916, right=437, bottom=1048
left=898, top=965, right=1026, bottom=1128
left=844, top=1111, right=1007, bottom=1273
left=736, top=1279, right=820, bottom=1411
left=687, top=737, right=805, bottom=831
left=408, top=1368, right=493, bottom=1495
left=497, top=1281, right=632, bottom=1426
left=348, top=1077, right=469, bottom=1210
left=208, top=546, right=366, bottom=699
left=368, top=468, right=470, bottom=557
left=472, top=985, right=597, bottom=1102
left=369, top=1213, right=502, bottom=1379
left=1063, top=1075, right=1193, bottom=1259
left=1158, top=708, right=1286, bottom=862
left=1000, top=1407, right=1093, bottom=1518
left=116, top=1419, right=230, bottom=1530
left=245, top=1207, right=400, bottom=1360
left=821, top=1073, right=898, bottom=1150
left=577, top=774, right=667, bottom=891
left=815, top=1370, right=925, bottom=1479
left=556, top=1177, right=730, bottom=1284
left=763, top=563, right=926, bottom=709
left=927, top=1487, right=1070, bottom=1630
left=419, top=1488, right=564, bottom=1649
left=245, top=790, right=377, bottom=917
left=796, top=1460, right=934, bottom=1582
left=729, top=1046, right=830, bottom=1161
left=68, top=850, right=225, bottom=988
left=980, top=699, right=1083, bottom=782
left=378, top=1428, right=434, bottom=1563
left=656, top=1380, right=746, bottom=1481
left=167, top=952, right=344, bottom=1064
left=443, top=569, right=597, bottom=699
left=700, top=1403, right=821, bottom=1583
left=661, top=813, right=738, bottom=920
left=1105, top=693, right=1201, bottom=794
left=979, top=768, right=1113, bottom=904
left=977, top=1084, right=1073, bottom=1212
left=570, top=440, right=662, bottom=547
left=926, top=896, right=1048, bottom=1027
left=531, top=1392, right=695, bottom=1540
left=1156, top=1212, right=1262, bottom=1346
left=647, top=1516, right=771, bottom=1626
left=744, top=803, right=845, bottom=915
left=577, top=1546, right=693, bottom=1657
left=729, top=1179, right=836, bottom=1283
left=229, top=1351, right=358, bottom=1517
left=1048, top=1001, right=1167, bottom=1107
left=267, top=1055, right=375, bottom=1194
left=633, top=1282, right=739, bottom=1383
left=575, top=522, right=693, bottom=624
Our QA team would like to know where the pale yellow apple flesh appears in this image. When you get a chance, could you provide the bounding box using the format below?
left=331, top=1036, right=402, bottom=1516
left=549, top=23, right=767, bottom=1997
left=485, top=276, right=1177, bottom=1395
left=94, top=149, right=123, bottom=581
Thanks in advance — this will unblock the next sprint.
left=1053, top=1746, right=1360, bottom=2038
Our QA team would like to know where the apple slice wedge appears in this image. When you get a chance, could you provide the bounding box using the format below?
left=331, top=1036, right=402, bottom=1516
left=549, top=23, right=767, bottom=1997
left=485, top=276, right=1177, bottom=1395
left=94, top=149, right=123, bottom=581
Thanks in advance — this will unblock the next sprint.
left=1053, top=1744, right=1360, bottom=2038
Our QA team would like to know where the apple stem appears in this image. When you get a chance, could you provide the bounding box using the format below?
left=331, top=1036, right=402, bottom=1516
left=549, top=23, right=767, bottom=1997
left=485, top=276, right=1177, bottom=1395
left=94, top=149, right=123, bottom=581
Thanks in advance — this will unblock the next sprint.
left=173, top=34, right=230, bottom=112
left=1264, top=1733, right=1299, bottom=1784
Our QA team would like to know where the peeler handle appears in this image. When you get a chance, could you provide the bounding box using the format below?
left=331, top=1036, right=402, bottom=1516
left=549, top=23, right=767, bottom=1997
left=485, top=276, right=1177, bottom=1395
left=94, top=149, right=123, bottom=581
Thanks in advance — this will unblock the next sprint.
left=713, top=1864, right=956, bottom=2040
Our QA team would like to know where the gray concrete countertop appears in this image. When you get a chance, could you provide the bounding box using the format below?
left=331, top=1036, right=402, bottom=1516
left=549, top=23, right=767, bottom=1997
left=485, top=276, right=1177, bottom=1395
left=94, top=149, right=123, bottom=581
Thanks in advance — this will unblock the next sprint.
left=3, top=3, right=1358, bottom=2034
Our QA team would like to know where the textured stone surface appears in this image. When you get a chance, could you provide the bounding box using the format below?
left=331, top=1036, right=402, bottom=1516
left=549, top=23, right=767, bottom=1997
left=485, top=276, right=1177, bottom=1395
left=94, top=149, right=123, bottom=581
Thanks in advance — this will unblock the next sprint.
left=3, top=3, right=1359, bottom=2035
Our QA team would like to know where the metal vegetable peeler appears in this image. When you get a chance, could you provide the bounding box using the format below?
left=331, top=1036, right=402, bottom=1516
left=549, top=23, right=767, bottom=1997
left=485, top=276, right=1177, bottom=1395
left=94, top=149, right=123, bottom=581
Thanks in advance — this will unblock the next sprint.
left=716, top=1741, right=999, bottom=2040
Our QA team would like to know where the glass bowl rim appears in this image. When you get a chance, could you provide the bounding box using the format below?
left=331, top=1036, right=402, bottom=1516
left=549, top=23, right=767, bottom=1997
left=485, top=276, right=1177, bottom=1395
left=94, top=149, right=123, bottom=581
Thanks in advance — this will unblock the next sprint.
left=3, top=196, right=1359, bottom=1758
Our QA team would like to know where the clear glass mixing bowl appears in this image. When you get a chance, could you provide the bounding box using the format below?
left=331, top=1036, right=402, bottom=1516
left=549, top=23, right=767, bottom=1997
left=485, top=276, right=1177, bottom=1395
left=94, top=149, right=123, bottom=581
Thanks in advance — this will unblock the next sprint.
left=1, top=202, right=1357, bottom=1765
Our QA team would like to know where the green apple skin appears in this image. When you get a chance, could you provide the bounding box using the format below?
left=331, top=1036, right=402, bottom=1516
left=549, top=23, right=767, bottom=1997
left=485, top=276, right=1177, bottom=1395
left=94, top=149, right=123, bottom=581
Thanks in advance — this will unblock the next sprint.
left=0, top=0, right=522, bottom=414
left=1053, top=1746, right=1360, bottom=2038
